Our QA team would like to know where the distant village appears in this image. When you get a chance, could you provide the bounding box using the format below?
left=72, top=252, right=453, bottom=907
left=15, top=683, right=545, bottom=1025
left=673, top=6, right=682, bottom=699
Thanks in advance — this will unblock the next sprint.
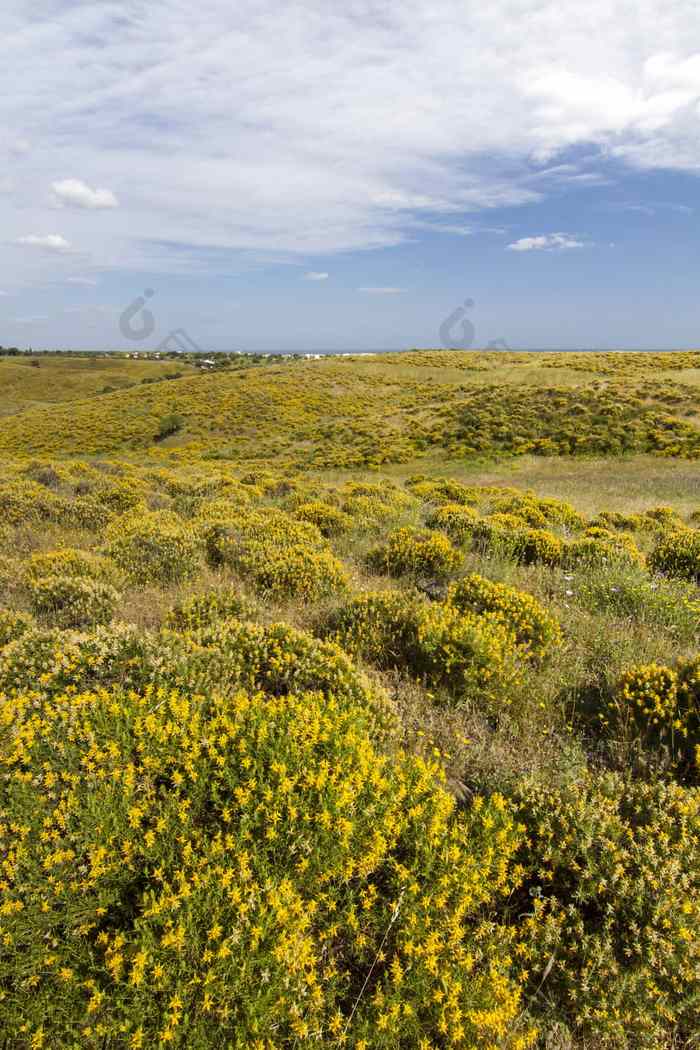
left=0, top=347, right=374, bottom=365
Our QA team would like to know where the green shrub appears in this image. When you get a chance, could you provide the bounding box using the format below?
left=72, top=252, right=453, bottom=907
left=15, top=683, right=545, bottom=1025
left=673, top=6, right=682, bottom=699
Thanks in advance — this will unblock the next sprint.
left=512, top=773, right=700, bottom=1048
left=28, top=574, right=121, bottom=629
left=156, top=411, right=184, bottom=440
left=649, top=528, right=700, bottom=581
left=367, top=526, right=462, bottom=580
left=105, top=510, right=201, bottom=584
left=448, top=573, right=562, bottom=661
left=0, top=684, right=530, bottom=1048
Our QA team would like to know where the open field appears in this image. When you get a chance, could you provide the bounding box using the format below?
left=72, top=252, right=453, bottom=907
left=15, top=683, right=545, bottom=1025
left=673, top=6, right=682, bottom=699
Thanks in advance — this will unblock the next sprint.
left=0, top=350, right=698, bottom=1049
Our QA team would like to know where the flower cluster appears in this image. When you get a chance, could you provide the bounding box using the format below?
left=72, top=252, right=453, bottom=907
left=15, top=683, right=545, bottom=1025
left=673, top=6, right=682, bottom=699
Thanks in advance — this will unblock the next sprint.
left=165, top=588, right=253, bottom=632
left=367, top=526, right=462, bottom=581
left=293, top=500, right=353, bottom=536
left=0, top=608, right=34, bottom=648
left=105, top=510, right=201, bottom=585
left=28, top=573, right=121, bottom=629
left=510, top=773, right=700, bottom=1048
left=611, top=658, right=700, bottom=776
left=649, top=528, right=700, bottom=581
left=321, top=589, right=522, bottom=707
left=447, top=574, right=562, bottom=661
left=0, top=680, right=531, bottom=1049
left=424, top=502, right=478, bottom=543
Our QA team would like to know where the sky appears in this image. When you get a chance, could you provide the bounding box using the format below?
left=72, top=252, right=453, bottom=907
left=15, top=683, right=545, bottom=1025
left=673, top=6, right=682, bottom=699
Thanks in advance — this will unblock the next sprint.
left=1, top=1, right=700, bottom=352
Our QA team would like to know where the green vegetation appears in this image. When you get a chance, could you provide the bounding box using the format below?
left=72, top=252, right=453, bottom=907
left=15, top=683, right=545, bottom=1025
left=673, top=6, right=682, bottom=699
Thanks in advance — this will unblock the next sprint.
left=0, top=349, right=698, bottom=1049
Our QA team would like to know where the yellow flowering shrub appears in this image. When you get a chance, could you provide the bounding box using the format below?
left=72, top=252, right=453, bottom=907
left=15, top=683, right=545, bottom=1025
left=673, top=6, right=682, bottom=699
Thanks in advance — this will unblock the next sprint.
left=77, top=475, right=149, bottom=516
left=201, top=506, right=324, bottom=554
left=202, top=508, right=348, bottom=601
left=105, top=510, right=201, bottom=585
left=470, top=522, right=563, bottom=566
left=0, top=617, right=382, bottom=726
left=336, top=480, right=415, bottom=528
left=28, top=574, right=121, bottom=629
left=511, top=773, right=700, bottom=1048
left=0, top=609, right=34, bottom=648
left=0, top=479, right=73, bottom=526
left=488, top=496, right=548, bottom=528
left=649, top=528, right=700, bottom=581
left=609, top=658, right=700, bottom=777
left=164, top=589, right=253, bottom=632
left=514, top=528, right=565, bottom=567
left=406, top=477, right=480, bottom=506
left=0, top=555, right=22, bottom=600
left=562, top=531, right=643, bottom=569
left=368, top=526, right=462, bottom=580
left=293, top=500, right=353, bottom=536
left=24, top=548, right=121, bottom=587
left=240, top=544, right=349, bottom=602
left=485, top=512, right=531, bottom=531
left=424, top=502, right=478, bottom=543
left=0, top=683, right=532, bottom=1048
left=448, top=574, right=562, bottom=661
left=183, top=620, right=388, bottom=716
left=322, top=590, right=522, bottom=706
left=0, top=624, right=157, bottom=699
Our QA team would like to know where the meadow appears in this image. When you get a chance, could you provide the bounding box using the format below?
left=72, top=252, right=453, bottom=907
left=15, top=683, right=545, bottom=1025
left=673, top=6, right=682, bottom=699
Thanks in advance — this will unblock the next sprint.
left=0, top=349, right=698, bottom=1049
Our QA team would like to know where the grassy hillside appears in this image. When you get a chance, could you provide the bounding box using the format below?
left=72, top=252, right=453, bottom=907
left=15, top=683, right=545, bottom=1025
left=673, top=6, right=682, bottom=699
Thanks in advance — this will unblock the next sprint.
left=2, top=350, right=700, bottom=463
left=0, top=353, right=198, bottom=418
left=0, top=350, right=698, bottom=1049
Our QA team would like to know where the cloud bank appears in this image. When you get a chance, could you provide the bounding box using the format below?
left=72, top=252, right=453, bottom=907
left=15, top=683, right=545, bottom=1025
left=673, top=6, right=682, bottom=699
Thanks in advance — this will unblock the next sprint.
left=1, top=0, right=699, bottom=284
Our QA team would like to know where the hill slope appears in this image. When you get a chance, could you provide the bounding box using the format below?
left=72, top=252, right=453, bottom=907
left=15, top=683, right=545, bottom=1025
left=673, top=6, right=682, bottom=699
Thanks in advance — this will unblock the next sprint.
left=2, top=350, right=700, bottom=465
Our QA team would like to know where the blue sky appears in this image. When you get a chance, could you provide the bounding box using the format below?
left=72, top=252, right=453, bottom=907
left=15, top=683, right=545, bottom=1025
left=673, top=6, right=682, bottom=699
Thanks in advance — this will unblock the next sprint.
left=2, top=1, right=700, bottom=351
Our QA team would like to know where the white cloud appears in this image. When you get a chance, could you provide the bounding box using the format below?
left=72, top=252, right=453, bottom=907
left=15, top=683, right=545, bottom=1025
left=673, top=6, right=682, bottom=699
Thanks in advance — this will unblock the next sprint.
left=304, top=271, right=329, bottom=281
left=51, top=178, right=118, bottom=210
left=507, top=233, right=586, bottom=252
left=65, top=276, right=99, bottom=286
left=359, top=286, right=404, bottom=294
left=0, top=1, right=698, bottom=277
left=0, top=290, right=8, bottom=296
left=16, top=234, right=74, bottom=253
